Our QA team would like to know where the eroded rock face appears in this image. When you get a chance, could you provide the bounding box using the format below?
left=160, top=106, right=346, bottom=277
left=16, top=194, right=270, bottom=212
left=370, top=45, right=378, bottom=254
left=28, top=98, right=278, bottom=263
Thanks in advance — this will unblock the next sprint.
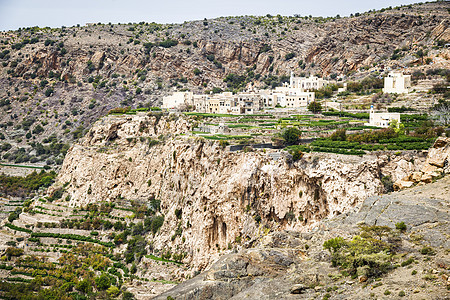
left=155, top=175, right=450, bottom=300
left=52, top=114, right=422, bottom=271
left=393, top=137, right=450, bottom=190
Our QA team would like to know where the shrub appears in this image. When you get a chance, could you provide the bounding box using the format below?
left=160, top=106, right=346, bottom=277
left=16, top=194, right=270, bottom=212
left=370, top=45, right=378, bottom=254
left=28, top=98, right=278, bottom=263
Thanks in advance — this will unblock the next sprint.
left=95, top=273, right=111, bottom=290
left=420, top=246, right=435, bottom=255
left=150, top=215, right=164, bottom=234
left=292, top=150, right=303, bottom=161
left=282, top=127, right=301, bottom=145
left=6, top=247, right=24, bottom=259
left=381, top=176, right=394, bottom=193
left=175, top=208, right=182, bottom=219
left=285, top=52, right=295, bottom=60
left=308, top=101, right=322, bottom=113
left=193, top=68, right=201, bottom=75
left=395, top=222, right=407, bottom=232
left=107, top=285, right=120, bottom=296
left=323, top=226, right=396, bottom=278
left=159, top=39, right=178, bottom=48
left=401, top=258, right=414, bottom=267
left=330, top=128, right=346, bottom=141
left=44, top=88, right=54, bottom=97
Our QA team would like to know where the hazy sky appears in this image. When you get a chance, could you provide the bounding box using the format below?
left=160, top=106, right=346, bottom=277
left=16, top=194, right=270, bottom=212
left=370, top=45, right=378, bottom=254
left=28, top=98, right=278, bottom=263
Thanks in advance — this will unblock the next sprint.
left=0, top=0, right=420, bottom=31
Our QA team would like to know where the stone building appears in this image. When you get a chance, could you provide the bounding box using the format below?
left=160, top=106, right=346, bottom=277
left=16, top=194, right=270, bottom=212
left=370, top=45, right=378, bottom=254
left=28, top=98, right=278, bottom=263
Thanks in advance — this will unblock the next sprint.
left=383, top=71, right=411, bottom=94
left=365, top=105, right=401, bottom=128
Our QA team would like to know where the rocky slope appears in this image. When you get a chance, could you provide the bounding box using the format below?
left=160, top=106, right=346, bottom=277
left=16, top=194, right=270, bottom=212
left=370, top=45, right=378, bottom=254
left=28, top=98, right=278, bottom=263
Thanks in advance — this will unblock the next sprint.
left=155, top=174, right=450, bottom=300
left=0, top=1, right=448, bottom=167
left=50, top=113, right=432, bottom=273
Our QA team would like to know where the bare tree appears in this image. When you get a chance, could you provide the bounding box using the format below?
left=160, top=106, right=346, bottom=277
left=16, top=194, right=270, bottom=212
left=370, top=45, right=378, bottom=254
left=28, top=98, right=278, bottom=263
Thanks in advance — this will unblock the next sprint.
left=432, top=100, right=450, bottom=126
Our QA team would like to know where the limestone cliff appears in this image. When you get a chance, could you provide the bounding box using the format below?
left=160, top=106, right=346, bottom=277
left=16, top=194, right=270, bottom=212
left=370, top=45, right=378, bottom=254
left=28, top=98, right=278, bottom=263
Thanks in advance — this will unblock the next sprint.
left=52, top=114, right=425, bottom=271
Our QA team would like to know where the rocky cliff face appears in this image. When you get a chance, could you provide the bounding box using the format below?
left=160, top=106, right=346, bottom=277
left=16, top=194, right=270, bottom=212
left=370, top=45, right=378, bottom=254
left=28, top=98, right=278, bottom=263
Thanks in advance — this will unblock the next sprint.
left=394, top=137, right=450, bottom=189
left=51, top=114, right=427, bottom=271
left=155, top=174, right=450, bottom=300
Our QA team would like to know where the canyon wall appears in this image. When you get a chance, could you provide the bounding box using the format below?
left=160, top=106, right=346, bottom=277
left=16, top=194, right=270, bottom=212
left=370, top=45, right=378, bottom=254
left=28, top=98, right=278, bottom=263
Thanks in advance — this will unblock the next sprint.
left=52, top=114, right=426, bottom=270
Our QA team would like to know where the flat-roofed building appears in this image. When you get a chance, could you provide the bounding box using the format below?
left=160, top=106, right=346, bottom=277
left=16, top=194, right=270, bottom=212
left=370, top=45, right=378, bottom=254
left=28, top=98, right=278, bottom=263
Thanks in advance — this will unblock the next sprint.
left=383, top=71, right=411, bottom=94
left=162, top=92, right=193, bottom=109
left=365, top=105, right=401, bottom=128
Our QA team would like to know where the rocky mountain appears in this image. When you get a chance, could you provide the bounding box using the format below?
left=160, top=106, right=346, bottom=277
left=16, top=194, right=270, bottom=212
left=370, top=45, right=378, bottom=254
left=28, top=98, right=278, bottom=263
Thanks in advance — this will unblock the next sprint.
left=2, top=113, right=447, bottom=299
left=49, top=113, right=435, bottom=271
left=0, top=1, right=449, bottom=168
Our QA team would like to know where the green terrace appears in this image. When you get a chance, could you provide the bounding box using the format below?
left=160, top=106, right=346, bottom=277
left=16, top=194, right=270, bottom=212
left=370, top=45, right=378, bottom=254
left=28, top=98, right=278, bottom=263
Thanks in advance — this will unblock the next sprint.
left=108, top=107, right=162, bottom=115
left=0, top=163, right=46, bottom=169
left=185, top=112, right=274, bottom=118
left=0, top=193, right=176, bottom=299
left=287, top=135, right=436, bottom=156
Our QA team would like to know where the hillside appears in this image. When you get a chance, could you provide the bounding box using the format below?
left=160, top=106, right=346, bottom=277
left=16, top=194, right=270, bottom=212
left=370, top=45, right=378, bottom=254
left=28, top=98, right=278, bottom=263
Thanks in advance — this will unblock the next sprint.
left=0, top=1, right=449, bottom=168
left=0, top=113, right=448, bottom=299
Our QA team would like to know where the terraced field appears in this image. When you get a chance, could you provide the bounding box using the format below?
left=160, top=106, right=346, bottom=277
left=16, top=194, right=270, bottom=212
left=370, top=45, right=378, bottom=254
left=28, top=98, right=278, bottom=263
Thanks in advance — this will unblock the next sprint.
left=0, top=198, right=185, bottom=299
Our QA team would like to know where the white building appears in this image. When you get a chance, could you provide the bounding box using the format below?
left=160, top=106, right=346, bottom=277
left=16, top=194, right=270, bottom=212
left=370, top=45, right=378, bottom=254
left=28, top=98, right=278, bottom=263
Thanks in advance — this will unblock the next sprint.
left=162, top=92, right=193, bottom=109
left=289, top=72, right=329, bottom=91
left=365, top=105, right=401, bottom=128
left=162, top=71, right=324, bottom=114
left=383, top=72, right=411, bottom=94
left=337, top=83, right=347, bottom=94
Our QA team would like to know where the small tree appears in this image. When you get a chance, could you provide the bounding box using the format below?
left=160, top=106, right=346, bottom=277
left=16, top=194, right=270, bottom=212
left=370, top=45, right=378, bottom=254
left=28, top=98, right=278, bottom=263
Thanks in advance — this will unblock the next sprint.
left=389, top=119, right=405, bottom=135
left=330, top=128, right=346, bottom=141
left=415, top=49, right=426, bottom=65
left=432, top=100, right=450, bottom=126
left=193, top=68, right=201, bottom=75
left=285, top=52, right=295, bottom=60
left=282, top=127, right=301, bottom=145
left=95, top=273, right=111, bottom=290
left=308, top=101, right=322, bottom=113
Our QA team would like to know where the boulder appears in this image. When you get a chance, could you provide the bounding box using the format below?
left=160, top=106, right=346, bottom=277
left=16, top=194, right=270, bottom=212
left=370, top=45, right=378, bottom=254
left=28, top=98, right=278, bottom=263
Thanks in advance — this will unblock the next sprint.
left=421, top=174, right=432, bottom=183
left=425, top=137, right=450, bottom=168
left=421, top=164, right=438, bottom=174
left=393, top=180, right=414, bottom=191
left=411, top=172, right=423, bottom=182
left=290, top=284, right=307, bottom=294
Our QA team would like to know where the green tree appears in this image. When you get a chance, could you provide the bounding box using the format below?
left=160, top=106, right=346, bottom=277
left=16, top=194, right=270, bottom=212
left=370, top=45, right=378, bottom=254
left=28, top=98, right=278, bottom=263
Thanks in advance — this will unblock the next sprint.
left=415, top=49, right=426, bottom=65
left=308, top=101, right=322, bottom=113
left=76, top=279, right=92, bottom=294
left=95, top=273, right=111, bottom=290
left=282, top=127, right=301, bottom=145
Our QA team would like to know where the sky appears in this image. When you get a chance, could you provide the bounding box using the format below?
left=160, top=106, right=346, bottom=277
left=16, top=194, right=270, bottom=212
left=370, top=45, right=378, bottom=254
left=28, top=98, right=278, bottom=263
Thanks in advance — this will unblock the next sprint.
left=0, top=0, right=421, bottom=31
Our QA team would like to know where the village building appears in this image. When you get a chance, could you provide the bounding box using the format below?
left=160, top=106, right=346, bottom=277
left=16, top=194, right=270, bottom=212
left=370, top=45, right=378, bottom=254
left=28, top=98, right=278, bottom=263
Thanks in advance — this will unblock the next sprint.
left=163, top=72, right=327, bottom=114
left=289, top=72, right=329, bottom=90
left=162, top=92, right=194, bottom=109
left=365, top=105, right=401, bottom=128
left=383, top=71, right=411, bottom=94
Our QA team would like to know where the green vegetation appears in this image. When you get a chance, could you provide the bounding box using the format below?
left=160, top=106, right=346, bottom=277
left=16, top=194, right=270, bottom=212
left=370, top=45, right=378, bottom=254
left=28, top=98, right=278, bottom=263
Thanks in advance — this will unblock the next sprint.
left=346, top=76, right=383, bottom=95
left=395, top=222, right=407, bottom=232
left=5, top=223, right=32, bottom=233
left=322, top=111, right=369, bottom=119
left=282, top=127, right=301, bottom=145
left=308, top=101, right=322, bottom=113
left=108, top=107, right=162, bottom=115
left=0, top=170, right=56, bottom=197
left=323, top=225, right=398, bottom=278
left=31, top=232, right=115, bottom=247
